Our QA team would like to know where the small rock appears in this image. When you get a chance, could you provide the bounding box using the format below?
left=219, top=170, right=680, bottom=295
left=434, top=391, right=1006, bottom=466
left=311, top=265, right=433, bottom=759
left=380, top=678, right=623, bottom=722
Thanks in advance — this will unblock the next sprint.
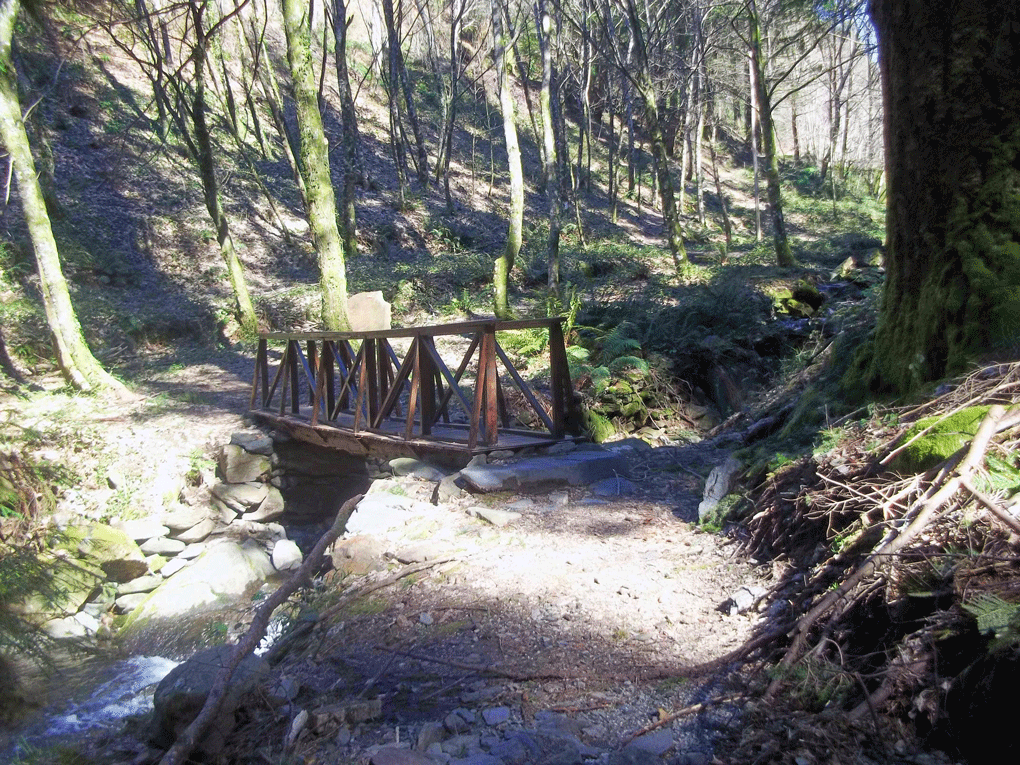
left=106, top=469, right=126, bottom=490
left=115, top=518, right=170, bottom=543
left=482, top=706, right=511, bottom=725
left=544, top=441, right=577, bottom=455
left=114, top=592, right=150, bottom=614
left=370, top=747, right=433, bottom=765
left=212, top=482, right=269, bottom=512
left=548, top=491, right=570, bottom=508
left=178, top=543, right=207, bottom=560
left=161, top=558, right=190, bottom=577
left=626, top=727, right=674, bottom=756
left=286, top=709, right=309, bottom=748
left=117, top=575, right=163, bottom=595
left=230, top=432, right=274, bottom=455
left=272, top=540, right=303, bottom=571
left=173, top=518, right=216, bottom=544
left=416, top=720, right=445, bottom=751
left=419, top=612, right=434, bottom=626
left=140, top=537, right=186, bottom=556
left=590, top=477, right=637, bottom=497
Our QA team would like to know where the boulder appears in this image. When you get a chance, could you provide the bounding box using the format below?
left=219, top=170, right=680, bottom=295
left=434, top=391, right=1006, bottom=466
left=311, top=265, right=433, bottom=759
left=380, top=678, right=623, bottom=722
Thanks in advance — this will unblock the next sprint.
left=117, top=575, right=164, bottom=596
left=150, top=645, right=269, bottom=757
left=388, top=457, right=447, bottom=482
left=162, top=504, right=209, bottom=532
left=75, top=523, right=149, bottom=583
left=122, top=540, right=274, bottom=630
left=219, top=445, right=270, bottom=484
left=348, top=290, right=391, bottom=332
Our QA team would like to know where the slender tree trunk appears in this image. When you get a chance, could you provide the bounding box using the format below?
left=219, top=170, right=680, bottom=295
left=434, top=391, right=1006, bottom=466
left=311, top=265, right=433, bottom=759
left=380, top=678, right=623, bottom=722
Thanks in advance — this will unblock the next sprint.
left=748, top=55, right=762, bottom=241
left=382, top=0, right=428, bottom=184
left=188, top=0, right=258, bottom=337
left=623, top=0, right=686, bottom=272
left=439, top=0, right=464, bottom=213
left=0, top=0, right=124, bottom=394
left=331, top=0, right=360, bottom=256
left=535, top=0, right=560, bottom=295
left=282, top=0, right=351, bottom=331
left=491, top=0, right=524, bottom=319
left=749, top=0, right=793, bottom=266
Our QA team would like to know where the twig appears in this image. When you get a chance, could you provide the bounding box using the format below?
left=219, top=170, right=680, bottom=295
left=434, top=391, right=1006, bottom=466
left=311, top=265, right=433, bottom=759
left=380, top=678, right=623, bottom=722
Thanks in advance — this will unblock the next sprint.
left=961, top=476, right=1020, bottom=535
left=623, top=694, right=744, bottom=742
left=158, top=494, right=363, bottom=765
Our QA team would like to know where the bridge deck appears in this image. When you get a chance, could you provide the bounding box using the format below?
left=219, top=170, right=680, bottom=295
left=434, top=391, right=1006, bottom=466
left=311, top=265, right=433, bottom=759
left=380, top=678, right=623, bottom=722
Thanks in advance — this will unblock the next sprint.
left=249, top=318, right=585, bottom=461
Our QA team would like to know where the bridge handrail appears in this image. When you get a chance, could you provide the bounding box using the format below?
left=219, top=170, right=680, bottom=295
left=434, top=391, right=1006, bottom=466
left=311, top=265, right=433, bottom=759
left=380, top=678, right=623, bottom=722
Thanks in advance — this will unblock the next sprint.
left=250, top=317, right=583, bottom=451
left=260, top=316, right=566, bottom=342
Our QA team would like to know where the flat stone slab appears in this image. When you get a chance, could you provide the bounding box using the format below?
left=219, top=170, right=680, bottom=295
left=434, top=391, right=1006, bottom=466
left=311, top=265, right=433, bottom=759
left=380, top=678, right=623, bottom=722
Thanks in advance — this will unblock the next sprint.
left=469, top=507, right=521, bottom=527
left=459, top=450, right=629, bottom=493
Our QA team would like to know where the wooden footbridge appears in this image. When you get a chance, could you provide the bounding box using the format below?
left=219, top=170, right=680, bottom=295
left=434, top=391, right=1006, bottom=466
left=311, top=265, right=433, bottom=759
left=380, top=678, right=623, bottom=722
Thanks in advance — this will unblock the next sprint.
left=249, top=318, right=585, bottom=461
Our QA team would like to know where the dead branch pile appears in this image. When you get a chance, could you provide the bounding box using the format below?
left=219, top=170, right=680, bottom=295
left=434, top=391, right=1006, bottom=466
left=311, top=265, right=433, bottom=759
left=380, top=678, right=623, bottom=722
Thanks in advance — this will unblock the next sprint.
left=731, top=362, right=1020, bottom=758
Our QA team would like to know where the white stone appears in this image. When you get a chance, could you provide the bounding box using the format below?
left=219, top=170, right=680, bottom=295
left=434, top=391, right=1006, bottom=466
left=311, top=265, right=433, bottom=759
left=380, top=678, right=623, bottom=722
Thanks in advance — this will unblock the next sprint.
left=271, top=540, right=303, bottom=571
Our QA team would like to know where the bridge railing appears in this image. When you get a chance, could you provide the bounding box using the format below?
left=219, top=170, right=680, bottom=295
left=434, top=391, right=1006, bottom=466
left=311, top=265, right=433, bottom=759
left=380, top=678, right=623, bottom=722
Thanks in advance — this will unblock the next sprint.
left=249, top=318, right=583, bottom=450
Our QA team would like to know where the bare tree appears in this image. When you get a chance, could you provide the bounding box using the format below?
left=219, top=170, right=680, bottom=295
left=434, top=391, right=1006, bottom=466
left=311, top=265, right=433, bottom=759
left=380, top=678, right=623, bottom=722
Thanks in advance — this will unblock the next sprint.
left=0, top=0, right=126, bottom=394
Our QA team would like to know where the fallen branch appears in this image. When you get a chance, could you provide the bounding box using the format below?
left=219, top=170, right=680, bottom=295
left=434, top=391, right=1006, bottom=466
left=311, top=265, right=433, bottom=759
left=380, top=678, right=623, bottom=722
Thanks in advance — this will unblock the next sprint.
left=373, top=645, right=579, bottom=682
left=158, top=493, right=363, bottom=765
left=767, top=406, right=1013, bottom=698
left=623, top=693, right=745, bottom=742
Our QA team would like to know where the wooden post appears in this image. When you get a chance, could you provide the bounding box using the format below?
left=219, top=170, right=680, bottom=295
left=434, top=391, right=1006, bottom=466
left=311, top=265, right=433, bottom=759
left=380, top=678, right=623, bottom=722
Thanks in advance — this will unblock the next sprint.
left=289, top=340, right=300, bottom=414
left=549, top=320, right=567, bottom=437
left=307, top=340, right=318, bottom=406
left=420, top=334, right=436, bottom=436
left=324, top=341, right=336, bottom=419
left=482, top=324, right=499, bottom=445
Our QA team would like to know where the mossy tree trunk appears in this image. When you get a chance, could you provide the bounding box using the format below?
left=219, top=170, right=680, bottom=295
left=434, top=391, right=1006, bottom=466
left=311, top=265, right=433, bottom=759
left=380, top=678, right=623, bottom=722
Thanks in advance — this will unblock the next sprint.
left=282, top=0, right=351, bottom=331
left=0, top=0, right=125, bottom=394
left=491, top=0, right=524, bottom=320
left=748, top=0, right=794, bottom=268
left=861, top=0, right=1020, bottom=393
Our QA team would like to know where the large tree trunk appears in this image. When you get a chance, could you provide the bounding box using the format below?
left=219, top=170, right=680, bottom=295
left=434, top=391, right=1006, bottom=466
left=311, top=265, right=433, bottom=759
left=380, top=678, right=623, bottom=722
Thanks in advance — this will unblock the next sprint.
left=749, top=0, right=794, bottom=267
left=0, top=0, right=124, bottom=394
left=491, top=0, right=524, bottom=319
left=281, top=0, right=351, bottom=331
left=861, top=0, right=1020, bottom=393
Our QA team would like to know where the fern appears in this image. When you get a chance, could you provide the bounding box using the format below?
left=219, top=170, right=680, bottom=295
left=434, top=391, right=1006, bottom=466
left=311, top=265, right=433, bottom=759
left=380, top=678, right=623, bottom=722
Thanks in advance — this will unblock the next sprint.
left=963, top=593, right=1020, bottom=652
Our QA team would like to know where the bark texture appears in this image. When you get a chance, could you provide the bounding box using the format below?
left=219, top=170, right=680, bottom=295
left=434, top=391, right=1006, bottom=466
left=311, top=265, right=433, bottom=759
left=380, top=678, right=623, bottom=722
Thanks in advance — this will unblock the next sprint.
left=282, top=0, right=351, bottom=331
left=863, top=0, right=1020, bottom=392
